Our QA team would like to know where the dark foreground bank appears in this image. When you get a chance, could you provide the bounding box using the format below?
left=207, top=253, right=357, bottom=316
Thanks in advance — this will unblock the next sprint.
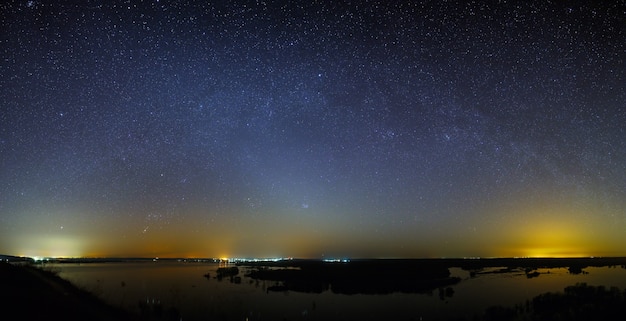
left=0, top=262, right=138, bottom=321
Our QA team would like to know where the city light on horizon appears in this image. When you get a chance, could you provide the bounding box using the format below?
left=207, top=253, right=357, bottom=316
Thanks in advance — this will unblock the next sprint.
left=1, top=1, right=625, bottom=259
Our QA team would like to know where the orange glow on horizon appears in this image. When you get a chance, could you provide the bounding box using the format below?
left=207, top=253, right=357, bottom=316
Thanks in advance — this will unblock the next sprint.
left=486, top=200, right=617, bottom=259
left=6, top=195, right=625, bottom=259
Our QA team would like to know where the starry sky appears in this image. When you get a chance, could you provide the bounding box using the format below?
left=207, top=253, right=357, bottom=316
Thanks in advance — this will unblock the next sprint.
left=1, top=0, right=625, bottom=259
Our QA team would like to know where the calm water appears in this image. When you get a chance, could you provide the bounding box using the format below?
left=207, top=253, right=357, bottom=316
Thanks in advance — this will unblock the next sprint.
left=50, top=261, right=626, bottom=321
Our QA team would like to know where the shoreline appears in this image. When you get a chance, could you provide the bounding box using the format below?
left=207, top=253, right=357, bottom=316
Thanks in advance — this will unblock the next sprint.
left=0, top=262, right=138, bottom=321
left=6, top=256, right=626, bottom=267
left=4, top=258, right=626, bottom=320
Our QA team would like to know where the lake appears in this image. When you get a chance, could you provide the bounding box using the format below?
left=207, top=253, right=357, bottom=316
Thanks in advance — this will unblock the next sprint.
left=49, top=259, right=626, bottom=320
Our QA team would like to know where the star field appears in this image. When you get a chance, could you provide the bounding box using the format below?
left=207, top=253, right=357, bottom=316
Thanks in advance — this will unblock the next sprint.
left=1, top=0, right=625, bottom=258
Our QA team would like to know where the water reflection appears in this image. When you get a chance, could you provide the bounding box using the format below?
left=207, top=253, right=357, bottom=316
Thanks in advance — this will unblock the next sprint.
left=51, top=259, right=626, bottom=321
left=478, top=283, right=626, bottom=321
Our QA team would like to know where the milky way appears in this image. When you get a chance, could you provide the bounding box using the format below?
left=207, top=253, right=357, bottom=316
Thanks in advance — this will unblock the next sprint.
left=1, top=0, right=625, bottom=258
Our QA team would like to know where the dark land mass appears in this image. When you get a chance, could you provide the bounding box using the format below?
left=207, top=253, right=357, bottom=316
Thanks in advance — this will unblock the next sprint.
left=246, top=256, right=626, bottom=269
left=2, top=256, right=626, bottom=320
left=444, top=257, right=626, bottom=271
left=473, top=282, right=626, bottom=321
left=239, top=257, right=626, bottom=270
left=0, top=254, right=35, bottom=263
left=238, top=258, right=626, bottom=319
left=240, top=257, right=626, bottom=295
left=243, top=259, right=460, bottom=295
left=0, top=262, right=138, bottom=321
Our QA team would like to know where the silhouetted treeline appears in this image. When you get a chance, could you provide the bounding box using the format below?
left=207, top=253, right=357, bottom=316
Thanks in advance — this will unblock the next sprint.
left=468, top=283, right=626, bottom=321
left=453, top=257, right=626, bottom=271
left=0, top=254, right=34, bottom=263
left=244, top=259, right=460, bottom=294
left=240, top=257, right=626, bottom=295
left=215, top=266, right=240, bottom=283
left=241, top=257, right=626, bottom=271
left=531, top=283, right=626, bottom=320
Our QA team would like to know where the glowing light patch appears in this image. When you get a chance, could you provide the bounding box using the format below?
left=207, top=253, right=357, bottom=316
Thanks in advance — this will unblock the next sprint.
left=16, top=234, right=86, bottom=258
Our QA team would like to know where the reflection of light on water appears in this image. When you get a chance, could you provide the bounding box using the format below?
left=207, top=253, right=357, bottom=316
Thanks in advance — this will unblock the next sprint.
left=449, top=267, right=471, bottom=279
left=51, top=262, right=626, bottom=321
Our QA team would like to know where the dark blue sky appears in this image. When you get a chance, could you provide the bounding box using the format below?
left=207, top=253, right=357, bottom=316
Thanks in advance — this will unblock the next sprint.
left=1, top=0, right=625, bottom=258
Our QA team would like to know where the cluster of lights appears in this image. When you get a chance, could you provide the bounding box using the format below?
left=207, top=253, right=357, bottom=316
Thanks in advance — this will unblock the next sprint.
left=219, top=257, right=292, bottom=263
left=322, top=258, right=351, bottom=263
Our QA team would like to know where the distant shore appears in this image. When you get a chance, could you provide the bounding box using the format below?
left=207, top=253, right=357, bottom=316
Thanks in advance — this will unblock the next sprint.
left=238, top=257, right=626, bottom=295
left=237, top=256, right=626, bottom=269
left=5, top=255, right=626, bottom=267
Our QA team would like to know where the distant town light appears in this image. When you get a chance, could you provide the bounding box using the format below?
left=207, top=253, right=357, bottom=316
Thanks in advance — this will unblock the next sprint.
left=323, top=258, right=350, bottom=263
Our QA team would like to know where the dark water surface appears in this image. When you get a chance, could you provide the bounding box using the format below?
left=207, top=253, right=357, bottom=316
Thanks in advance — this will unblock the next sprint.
left=50, top=259, right=626, bottom=320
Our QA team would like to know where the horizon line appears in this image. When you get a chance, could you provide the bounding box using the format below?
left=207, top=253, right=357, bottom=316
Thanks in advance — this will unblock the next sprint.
left=4, top=254, right=626, bottom=261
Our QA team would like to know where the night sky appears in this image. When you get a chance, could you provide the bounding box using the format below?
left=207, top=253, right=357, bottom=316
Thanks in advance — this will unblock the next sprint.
left=1, top=0, right=625, bottom=259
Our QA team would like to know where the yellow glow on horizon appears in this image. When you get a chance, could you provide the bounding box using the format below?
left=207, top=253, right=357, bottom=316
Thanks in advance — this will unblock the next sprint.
left=5, top=192, right=623, bottom=259
left=490, top=200, right=616, bottom=258
left=520, top=248, right=590, bottom=258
